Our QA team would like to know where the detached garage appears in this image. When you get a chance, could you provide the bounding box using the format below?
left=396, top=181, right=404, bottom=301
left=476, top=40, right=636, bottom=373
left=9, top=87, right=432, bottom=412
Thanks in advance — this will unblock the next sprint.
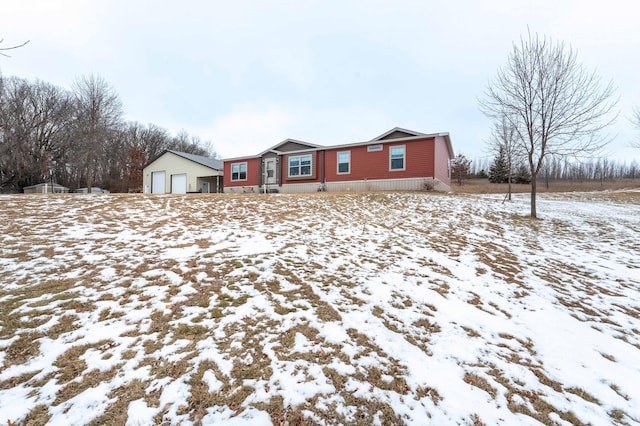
left=143, top=150, right=224, bottom=194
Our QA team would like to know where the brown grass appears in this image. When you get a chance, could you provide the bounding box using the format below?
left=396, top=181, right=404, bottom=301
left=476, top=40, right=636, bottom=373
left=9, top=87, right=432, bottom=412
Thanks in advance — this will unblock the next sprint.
left=54, top=367, right=119, bottom=406
left=21, top=404, right=51, bottom=426
left=3, top=333, right=43, bottom=367
left=1, top=192, right=638, bottom=425
left=452, top=178, right=640, bottom=194
left=88, top=379, right=149, bottom=426
left=463, top=372, right=498, bottom=399
left=53, top=345, right=89, bottom=383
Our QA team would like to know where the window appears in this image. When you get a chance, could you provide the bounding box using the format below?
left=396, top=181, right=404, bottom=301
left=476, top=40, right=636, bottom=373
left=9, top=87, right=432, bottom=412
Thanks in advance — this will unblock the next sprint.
left=367, top=144, right=383, bottom=152
left=288, top=154, right=312, bottom=177
left=265, top=159, right=275, bottom=178
left=337, top=151, right=350, bottom=174
left=390, top=145, right=405, bottom=170
left=231, top=162, right=247, bottom=181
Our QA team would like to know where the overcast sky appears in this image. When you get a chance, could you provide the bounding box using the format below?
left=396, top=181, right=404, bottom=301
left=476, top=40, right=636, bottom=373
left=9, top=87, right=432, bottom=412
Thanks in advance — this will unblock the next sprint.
left=2, top=0, right=639, bottom=164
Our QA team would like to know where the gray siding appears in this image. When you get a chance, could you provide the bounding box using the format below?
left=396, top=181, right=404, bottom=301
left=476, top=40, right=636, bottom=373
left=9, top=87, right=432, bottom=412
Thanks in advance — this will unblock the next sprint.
left=277, top=141, right=317, bottom=152
left=377, top=130, right=417, bottom=140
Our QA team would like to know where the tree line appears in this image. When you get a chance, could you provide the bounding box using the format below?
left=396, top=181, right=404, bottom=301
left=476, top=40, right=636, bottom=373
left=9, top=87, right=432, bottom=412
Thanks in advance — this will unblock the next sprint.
left=470, top=155, right=639, bottom=182
left=450, top=148, right=639, bottom=200
left=0, top=73, right=215, bottom=193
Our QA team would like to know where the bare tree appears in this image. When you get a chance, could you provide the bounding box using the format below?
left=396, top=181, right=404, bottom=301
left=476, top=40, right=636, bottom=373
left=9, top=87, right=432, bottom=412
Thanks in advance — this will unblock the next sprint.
left=632, top=107, right=640, bottom=148
left=0, top=72, right=217, bottom=192
left=488, top=117, right=523, bottom=201
left=124, top=122, right=171, bottom=161
left=0, top=77, right=73, bottom=190
left=169, top=130, right=210, bottom=156
left=0, top=39, right=29, bottom=57
left=480, top=31, right=618, bottom=218
left=72, top=74, right=123, bottom=192
left=451, top=154, right=471, bottom=186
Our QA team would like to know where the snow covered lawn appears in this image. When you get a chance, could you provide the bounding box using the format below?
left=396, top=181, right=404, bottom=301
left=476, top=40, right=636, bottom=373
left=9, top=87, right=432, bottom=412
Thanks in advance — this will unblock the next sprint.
left=0, top=191, right=639, bottom=425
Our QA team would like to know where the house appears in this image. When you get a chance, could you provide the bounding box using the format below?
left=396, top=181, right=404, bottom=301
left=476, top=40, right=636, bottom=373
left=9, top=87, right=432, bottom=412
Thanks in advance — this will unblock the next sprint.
left=23, top=183, right=70, bottom=194
left=142, top=150, right=224, bottom=194
left=223, top=128, right=454, bottom=193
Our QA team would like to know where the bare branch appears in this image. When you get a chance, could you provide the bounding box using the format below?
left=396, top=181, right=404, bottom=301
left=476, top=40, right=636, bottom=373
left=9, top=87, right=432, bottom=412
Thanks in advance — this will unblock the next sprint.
left=0, top=39, right=30, bottom=57
left=632, top=107, right=640, bottom=149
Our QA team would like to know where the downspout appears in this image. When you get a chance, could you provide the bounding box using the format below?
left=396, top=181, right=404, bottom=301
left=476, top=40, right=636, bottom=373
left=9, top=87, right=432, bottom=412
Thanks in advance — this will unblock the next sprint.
left=320, top=150, right=325, bottom=184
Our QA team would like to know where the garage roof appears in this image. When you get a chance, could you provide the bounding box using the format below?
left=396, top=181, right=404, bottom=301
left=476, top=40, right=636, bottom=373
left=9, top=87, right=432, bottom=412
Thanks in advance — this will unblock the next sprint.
left=146, top=150, right=224, bottom=171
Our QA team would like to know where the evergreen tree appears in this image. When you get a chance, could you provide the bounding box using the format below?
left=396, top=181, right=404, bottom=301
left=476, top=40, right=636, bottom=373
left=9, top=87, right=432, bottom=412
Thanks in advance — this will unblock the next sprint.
left=513, top=163, right=532, bottom=184
left=451, top=154, right=471, bottom=186
left=488, top=146, right=509, bottom=183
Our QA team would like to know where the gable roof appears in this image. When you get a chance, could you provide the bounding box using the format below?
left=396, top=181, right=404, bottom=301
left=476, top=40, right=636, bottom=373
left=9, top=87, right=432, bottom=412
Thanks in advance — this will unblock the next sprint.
left=144, top=150, right=223, bottom=170
left=320, top=128, right=453, bottom=157
left=223, top=127, right=454, bottom=161
left=258, top=138, right=323, bottom=156
left=23, top=182, right=69, bottom=190
left=167, top=150, right=224, bottom=170
left=370, top=128, right=454, bottom=159
left=370, top=127, right=428, bottom=141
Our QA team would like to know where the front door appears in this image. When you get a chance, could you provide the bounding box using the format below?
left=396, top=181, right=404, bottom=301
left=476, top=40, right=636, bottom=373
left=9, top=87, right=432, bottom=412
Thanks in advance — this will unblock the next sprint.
left=265, top=158, right=277, bottom=186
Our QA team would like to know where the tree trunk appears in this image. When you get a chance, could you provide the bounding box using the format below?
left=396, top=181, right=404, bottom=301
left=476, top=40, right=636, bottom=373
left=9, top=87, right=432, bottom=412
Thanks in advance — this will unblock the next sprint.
left=530, top=178, right=537, bottom=218
left=545, top=171, right=549, bottom=189
left=507, top=161, right=512, bottom=201
left=87, top=152, right=93, bottom=193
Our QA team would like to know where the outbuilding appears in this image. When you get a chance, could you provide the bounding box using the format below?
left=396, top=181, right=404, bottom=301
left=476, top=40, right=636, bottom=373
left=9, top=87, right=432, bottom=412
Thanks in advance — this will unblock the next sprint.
left=143, top=150, right=224, bottom=194
left=23, top=183, right=70, bottom=194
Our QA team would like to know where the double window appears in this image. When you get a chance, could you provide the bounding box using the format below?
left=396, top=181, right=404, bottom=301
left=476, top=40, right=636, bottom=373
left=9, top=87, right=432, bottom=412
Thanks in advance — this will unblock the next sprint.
left=390, top=145, right=405, bottom=171
left=288, top=154, right=312, bottom=177
left=337, top=151, right=350, bottom=174
left=231, top=162, right=247, bottom=181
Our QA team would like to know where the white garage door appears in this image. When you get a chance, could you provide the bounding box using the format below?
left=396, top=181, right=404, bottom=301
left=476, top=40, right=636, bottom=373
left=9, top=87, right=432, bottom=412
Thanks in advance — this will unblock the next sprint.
left=171, top=173, right=187, bottom=194
left=151, top=171, right=165, bottom=194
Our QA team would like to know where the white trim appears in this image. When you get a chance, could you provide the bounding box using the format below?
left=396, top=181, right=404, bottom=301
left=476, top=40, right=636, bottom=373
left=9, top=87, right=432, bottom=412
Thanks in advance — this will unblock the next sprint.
left=321, top=133, right=445, bottom=152
left=264, top=157, right=277, bottom=185
left=230, top=162, right=248, bottom=182
left=287, top=154, right=313, bottom=178
left=337, top=150, right=351, bottom=175
left=389, top=145, right=406, bottom=171
left=367, top=144, right=383, bottom=152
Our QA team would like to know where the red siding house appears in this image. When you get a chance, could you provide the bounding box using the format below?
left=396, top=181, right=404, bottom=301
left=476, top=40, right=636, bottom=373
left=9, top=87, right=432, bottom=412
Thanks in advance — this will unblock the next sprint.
left=223, top=128, right=454, bottom=193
